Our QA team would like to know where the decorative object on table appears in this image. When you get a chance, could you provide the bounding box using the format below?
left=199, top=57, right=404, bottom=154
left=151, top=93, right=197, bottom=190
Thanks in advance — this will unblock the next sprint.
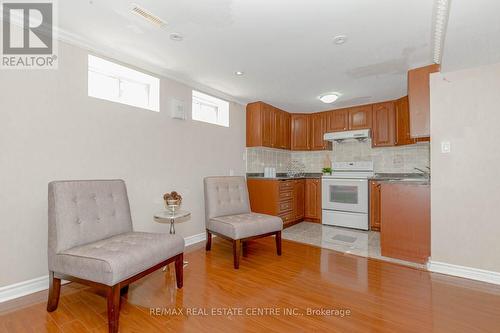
left=163, top=191, right=182, bottom=212
left=286, top=159, right=305, bottom=178
left=322, top=167, right=333, bottom=175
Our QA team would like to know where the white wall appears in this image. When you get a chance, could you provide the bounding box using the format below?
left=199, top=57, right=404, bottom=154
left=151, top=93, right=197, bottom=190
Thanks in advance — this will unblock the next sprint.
left=430, top=62, right=500, bottom=273
left=0, top=42, right=246, bottom=287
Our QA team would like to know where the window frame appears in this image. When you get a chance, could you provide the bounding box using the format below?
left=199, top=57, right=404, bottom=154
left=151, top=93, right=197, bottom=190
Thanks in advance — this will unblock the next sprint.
left=191, top=90, right=229, bottom=127
left=87, top=55, right=160, bottom=112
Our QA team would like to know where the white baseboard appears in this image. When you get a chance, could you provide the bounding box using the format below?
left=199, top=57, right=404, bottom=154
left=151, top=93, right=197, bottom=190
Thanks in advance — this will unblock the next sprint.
left=427, top=261, right=500, bottom=285
left=184, top=232, right=207, bottom=247
left=0, top=275, right=49, bottom=303
left=0, top=233, right=207, bottom=303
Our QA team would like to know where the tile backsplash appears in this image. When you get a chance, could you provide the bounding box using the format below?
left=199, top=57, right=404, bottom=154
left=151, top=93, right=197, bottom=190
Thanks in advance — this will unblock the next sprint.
left=246, top=140, right=429, bottom=174
left=332, top=140, right=430, bottom=173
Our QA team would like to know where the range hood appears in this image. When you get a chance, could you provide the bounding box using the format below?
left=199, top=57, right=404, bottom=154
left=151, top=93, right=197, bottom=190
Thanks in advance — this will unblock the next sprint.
left=324, top=129, right=370, bottom=143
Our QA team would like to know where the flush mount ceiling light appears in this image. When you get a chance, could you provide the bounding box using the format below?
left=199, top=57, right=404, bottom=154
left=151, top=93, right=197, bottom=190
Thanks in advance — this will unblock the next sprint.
left=169, top=33, right=184, bottom=41
left=234, top=71, right=244, bottom=76
left=130, top=4, right=167, bottom=28
left=319, top=93, right=340, bottom=104
left=333, top=35, right=348, bottom=45
left=432, top=0, right=450, bottom=64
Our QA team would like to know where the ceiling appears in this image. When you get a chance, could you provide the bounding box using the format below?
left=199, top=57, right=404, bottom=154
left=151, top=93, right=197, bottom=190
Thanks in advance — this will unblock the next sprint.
left=441, top=0, right=500, bottom=73
left=58, top=0, right=436, bottom=112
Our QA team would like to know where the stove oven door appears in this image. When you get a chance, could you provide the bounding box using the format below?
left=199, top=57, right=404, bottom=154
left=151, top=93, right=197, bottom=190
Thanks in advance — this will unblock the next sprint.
left=321, top=178, right=368, bottom=213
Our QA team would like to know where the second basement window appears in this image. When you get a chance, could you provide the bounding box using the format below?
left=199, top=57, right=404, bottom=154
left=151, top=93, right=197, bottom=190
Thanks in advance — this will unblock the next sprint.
left=192, top=90, right=229, bottom=127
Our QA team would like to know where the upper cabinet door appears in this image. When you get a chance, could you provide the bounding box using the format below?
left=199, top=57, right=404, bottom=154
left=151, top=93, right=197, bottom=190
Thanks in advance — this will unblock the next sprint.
left=372, top=102, right=396, bottom=147
left=395, top=96, right=415, bottom=146
left=348, top=105, right=372, bottom=130
left=326, top=109, right=348, bottom=132
left=275, top=109, right=290, bottom=149
left=291, top=114, right=310, bottom=150
left=246, top=102, right=291, bottom=149
left=261, top=103, right=274, bottom=147
left=310, top=113, right=325, bottom=150
left=284, top=112, right=291, bottom=149
left=246, top=102, right=263, bottom=147
left=272, top=107, right=281, bottom=148
left=408, top=64, right=440, bottom=138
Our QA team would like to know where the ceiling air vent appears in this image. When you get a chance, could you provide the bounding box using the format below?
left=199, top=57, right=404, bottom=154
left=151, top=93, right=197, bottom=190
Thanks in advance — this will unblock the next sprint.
left=130, top=4, right=166, bottom=27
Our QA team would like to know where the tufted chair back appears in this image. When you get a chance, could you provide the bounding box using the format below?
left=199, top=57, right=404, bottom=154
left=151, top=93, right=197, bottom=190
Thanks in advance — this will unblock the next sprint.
left=48, top=180, right=133, bottom=265
left=203, top=176, right=251, bottom=222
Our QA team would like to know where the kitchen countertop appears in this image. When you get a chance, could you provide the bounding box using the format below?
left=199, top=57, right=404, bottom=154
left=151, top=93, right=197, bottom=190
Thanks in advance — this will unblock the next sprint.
left=371, top=173, right=430, bottom=185
left=247, top=172, right=430, bottom=184
left=246, top=173, right=322, bottom=180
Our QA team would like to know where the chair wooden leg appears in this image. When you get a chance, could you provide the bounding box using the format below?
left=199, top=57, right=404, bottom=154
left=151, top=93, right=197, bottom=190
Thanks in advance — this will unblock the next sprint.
left=276, top=231, right=282, bottom=256
left=175, top=253, right=184, bottom=288
left=46, top=271, right=61, bottom=312
left=233, top=239, right=241, bottom=269
left=205, top=230, right=212, bottom=251
left=242, top=241, right=248, bottom=257
left=107, top=285, right=121, bottom=333
left=120, top=285, right=129, bottom=296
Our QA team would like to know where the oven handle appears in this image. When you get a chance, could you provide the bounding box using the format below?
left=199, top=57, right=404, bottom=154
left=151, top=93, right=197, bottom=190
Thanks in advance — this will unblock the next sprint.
left=322, top=178, right=367, bottom=183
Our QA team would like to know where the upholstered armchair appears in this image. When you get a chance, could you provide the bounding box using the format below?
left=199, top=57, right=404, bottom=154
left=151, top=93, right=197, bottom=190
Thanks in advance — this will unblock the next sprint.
left=203, top=176, right=283, bottom=268
left=47, top=180, right=184, bottom=333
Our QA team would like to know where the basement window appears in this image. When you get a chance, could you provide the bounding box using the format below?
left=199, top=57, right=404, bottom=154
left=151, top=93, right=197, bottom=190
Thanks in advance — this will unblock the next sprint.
left=192, top=90, right=229, bottom=127
left=88, top=55, right=160, bottom=112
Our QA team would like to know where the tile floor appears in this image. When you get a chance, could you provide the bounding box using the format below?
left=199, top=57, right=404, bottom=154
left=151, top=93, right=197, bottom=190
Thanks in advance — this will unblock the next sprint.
left=282, top=222, right=426, bottom=269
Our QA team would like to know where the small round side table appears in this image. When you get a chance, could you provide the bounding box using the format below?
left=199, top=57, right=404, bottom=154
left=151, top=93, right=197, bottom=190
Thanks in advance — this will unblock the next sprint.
left=154, top=209, right=190, bottom=235
left=154, top=209, right=191, bottom=268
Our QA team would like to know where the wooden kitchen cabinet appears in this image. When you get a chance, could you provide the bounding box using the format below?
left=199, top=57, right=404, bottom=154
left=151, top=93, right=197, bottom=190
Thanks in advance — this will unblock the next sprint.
left=283, top=112, right=291, bottom=149
left=247, top=178, right=305, bottom=227
left=246, top=102, right=291, bottom=149
left=246, top=102, right=273, bottom=148
left=348, top=105, right=372, bottom=130
left=273, top=107, right=291, bottom=149
left=395, top=96, right=415, bottom=146
left=291, top=114, right=310, bottom=150
left=247, top=178, right=321, bottom=227
left=380, top=183, right=430, bottom=263
left=372, top=101, right=396, bottom=147
left=369, top=181, right=381, bottom=231
left=309, top=113, right=331, bottom=150
left=262, top=103, right=274, bottom=147
left=305, top=178, right=321, bottom=222
left=293, top=180, right=305, bottom=221
left=408, top=64, right=440, bottom=138
left=325, top=108, right=348, bottom=132
left=248, top=96, right=423, bottom=150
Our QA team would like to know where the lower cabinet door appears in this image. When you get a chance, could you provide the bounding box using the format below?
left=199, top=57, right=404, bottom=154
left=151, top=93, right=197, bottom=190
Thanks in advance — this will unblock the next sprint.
left=370, top=181, right=381, bottom=231
left=305, top=178, right=321, bottom=222
left=293, top=180, right=305, bottom=220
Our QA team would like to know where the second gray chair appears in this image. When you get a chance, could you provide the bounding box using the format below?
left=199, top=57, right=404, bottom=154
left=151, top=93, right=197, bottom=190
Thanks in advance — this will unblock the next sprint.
left=204, top=176, right=283, bottom=268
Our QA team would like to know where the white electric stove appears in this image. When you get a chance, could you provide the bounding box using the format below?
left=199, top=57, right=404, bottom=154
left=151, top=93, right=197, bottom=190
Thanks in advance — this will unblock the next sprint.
left=322, top=161, right=374, bottom=230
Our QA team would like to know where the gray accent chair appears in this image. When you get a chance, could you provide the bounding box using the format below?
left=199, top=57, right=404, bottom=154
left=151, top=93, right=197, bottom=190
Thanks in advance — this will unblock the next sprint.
left=47, top=180, right=184, bottom=333
left=203, top=176, right=283, bottom=268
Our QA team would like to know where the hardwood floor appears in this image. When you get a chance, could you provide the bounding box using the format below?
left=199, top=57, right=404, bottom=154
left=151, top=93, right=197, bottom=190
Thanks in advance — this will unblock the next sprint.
left=1, top=238, right=500, bottom=332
